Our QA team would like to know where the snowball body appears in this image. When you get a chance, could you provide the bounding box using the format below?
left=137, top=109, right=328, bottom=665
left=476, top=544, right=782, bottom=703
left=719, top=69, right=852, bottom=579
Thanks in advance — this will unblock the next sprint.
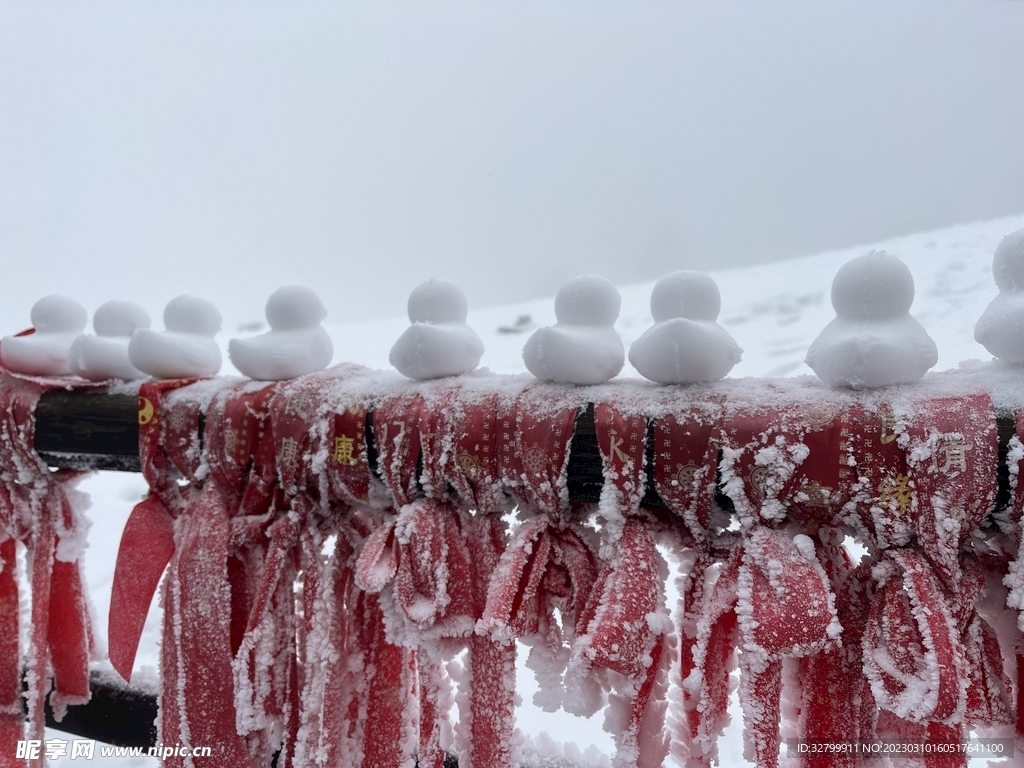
left=629, top=271, right=742, bottom=384
left=128, top=295, right=222, bottom=379
left=523, top=275, right=624, bottom=385
left=806, top=251, right=937, bottom=388
left=230, top=286, right=334, bottom=381
left=974, top=229, right=1024, bottom=363
left=390, top=279, right=484, bottom=380
left=1, top=295, right=88, bottom=376
left=69, top=300, right=151, bottom=381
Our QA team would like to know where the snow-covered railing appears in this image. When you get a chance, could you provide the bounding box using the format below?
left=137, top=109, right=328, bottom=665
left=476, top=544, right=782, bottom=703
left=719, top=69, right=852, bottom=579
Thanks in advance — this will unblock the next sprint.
left=6, top=367, right=1024, bottom=767
left=27, top=389, right=1022, bottom=523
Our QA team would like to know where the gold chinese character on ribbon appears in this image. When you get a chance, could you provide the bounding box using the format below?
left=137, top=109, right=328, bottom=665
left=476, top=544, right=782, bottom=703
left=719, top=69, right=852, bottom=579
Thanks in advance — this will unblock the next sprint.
left=332, top=435, right=358, bottom=466
left=932, top=436, right=972, bottom=474
left=877, top=473, right=913, bottom=516
left=279, top=437, right=300, bottom=466
left=879, top=411, right=898, bottom=445
left=797, top=482, right=832, bottom=507
left=284, top=392, right=313, bottom=421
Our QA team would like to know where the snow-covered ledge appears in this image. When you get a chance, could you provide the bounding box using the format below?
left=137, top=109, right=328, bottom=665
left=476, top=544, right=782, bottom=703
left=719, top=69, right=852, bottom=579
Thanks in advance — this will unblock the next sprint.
left=13, top=366, right=1024, bottom=766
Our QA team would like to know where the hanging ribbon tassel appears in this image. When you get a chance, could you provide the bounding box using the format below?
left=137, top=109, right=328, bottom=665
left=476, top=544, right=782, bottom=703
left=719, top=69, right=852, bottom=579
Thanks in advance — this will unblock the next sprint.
left=862, top=549, right=966, bottom=724
left=0, top=373, right=101, bottom=766
left=109, top=378, right=200, bottom=682
left=0, top=537, right=20, bottom=768
left=735, top=528, right=840, bottom=768
left=682, top=549, right=741, bottom=768
left=794, top=536, right=862, bottom=768
left=161, top=481, right=250, bottom=766
left=562, top=402, right=670, bottom=768
left=419, top=385, right=519, bottom=768
left=356, top=589, right=419, bottom=768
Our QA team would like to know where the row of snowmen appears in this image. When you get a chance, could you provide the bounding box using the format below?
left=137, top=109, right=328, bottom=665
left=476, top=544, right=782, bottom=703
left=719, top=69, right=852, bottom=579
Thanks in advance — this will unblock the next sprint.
left=4, top=229, right=1024, bottom=389
left=0, top=287, right=332, bottom=382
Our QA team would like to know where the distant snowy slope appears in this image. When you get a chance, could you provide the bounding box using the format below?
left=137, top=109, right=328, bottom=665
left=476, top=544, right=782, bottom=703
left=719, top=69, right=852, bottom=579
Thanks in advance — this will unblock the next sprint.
left=323, top=213, right=1024, bottom=381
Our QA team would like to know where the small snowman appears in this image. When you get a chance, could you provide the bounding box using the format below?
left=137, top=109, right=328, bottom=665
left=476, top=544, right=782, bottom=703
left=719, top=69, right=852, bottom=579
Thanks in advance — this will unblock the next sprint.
left=68, top=300, right=151, bottom=381
left=229, top=286, right=334, bottom=381
left=1, top=295, right=88, bottom=376
left=974, top=229, right=1024, bottom=363
left=629, top=271, right=742, bottom=384
left=806, top=251, right=937, bottom=389
left=128, top=295, right=222, bottom=379
left=390, top=278, right=484, bottom=380
left=523, top=275, right=624, bottom=385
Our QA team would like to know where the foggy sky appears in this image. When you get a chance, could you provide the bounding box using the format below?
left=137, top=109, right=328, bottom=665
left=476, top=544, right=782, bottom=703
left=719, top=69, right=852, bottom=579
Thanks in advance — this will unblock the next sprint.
left=2, top=1, right=1023, bottom=330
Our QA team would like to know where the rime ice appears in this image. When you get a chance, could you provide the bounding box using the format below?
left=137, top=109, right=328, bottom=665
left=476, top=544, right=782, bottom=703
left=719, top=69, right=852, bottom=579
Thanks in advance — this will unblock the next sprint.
left=523, top=275, right=624, bottom=385
left=389, top=278, right=484, bottom=380
left=805, top=251, right=937, bottom=388
left=128, top=295, right=222, bottom=379
left=229, top=285, right=334, bottom=381
left=628, top=271, right=742, bottom=384
left=0, top=294, right=88, bottom=375
left=68, top=300, right=151, bottom=381
left=974, top=228, right=1024, bottom=364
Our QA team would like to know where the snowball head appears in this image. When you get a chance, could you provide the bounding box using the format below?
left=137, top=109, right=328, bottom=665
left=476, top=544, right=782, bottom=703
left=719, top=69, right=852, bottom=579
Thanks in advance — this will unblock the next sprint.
left=163, top=295, right=221, bottom=335
left=554, top=275, right=621, bottom=326
left=650, top=271, right=721, bottom=322
left=265, top=285, right=328, bottom=331
left=407, top=278, right=469, bottom=324
left=992, top=229, right=1024, bottom=292
left=30, top=295, right=87, bottom=333
left=93, top=300, right=151, bottom=338
left=830, top=251, right=915, bottom=320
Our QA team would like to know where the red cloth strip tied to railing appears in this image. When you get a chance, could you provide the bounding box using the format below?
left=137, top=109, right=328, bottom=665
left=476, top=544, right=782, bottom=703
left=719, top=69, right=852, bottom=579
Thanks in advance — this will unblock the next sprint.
left=0, top=372, right=101, bottom=768
left=100, top=370, right=1024, bottom=768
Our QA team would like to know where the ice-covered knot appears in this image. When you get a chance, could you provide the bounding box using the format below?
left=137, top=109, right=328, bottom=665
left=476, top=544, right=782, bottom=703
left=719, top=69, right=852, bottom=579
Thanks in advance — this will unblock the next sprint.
left=523, top=274, right=624, bottom=385
left=629, top=270, right=742, bottom=384
left=128, top=295, right=222, bottom=379
left=355, top=499, right=475, bottom=644
left=1, top=294, right=88, bottom=376
left=229, top=285, right=333, bottom=380
left=805, top=251, right=937, bottom=388
left=974, top=228, right=1024, bottom=363
left=67, top=300, right=151, bottom=381
left=389, top=278, right=484, bottom=380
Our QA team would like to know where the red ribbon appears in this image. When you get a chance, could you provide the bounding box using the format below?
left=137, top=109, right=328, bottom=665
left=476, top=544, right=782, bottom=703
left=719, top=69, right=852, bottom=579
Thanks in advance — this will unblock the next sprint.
left=109, top=378, right=197, bottom=682
left=0, top=372, right=101, bottom=767
left=94, top=373, right=1018, bottom=766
